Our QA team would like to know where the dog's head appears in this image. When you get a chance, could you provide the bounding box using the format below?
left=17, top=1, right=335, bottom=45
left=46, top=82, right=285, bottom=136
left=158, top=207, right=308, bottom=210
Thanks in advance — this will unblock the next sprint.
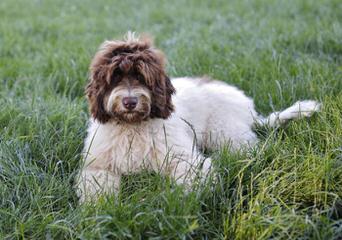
left=86, top=32, right=175, bottom=124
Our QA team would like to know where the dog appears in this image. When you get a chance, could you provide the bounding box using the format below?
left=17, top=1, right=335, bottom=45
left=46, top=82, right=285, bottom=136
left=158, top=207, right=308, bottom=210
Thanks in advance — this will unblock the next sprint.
left=76, top=32, right=320, bottom=202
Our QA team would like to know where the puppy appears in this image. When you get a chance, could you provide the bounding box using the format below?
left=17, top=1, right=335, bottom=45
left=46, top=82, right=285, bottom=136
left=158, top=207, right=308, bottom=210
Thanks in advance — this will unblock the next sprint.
left=76, top=32, right=320, bottom=202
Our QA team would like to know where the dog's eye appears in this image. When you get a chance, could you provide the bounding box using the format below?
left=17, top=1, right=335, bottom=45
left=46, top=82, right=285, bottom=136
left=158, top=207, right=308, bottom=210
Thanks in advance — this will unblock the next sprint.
left=110, top=70, right=122, bottom=84
left=113, top=68, right=122, bottom=76
left=137, top=74, right=145, bottom=83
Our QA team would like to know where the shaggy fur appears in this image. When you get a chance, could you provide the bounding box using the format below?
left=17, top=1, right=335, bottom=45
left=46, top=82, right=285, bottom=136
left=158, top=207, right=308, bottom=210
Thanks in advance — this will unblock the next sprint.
left=77, top=32, right=320, bottom=202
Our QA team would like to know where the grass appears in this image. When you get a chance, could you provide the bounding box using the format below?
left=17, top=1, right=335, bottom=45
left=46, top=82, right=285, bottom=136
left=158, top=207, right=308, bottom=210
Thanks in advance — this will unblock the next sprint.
left=0, top=0, right=341, bottom=239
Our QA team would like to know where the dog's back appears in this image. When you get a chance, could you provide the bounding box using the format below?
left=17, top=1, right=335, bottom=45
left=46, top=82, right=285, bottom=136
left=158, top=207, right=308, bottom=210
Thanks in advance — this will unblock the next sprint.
left=171, top=77, right=259, bottom=149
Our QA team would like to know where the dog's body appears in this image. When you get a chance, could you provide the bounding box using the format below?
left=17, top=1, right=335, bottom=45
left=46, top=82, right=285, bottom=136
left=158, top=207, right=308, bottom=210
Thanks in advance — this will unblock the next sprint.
left=77, top=33, right=320, bottom=202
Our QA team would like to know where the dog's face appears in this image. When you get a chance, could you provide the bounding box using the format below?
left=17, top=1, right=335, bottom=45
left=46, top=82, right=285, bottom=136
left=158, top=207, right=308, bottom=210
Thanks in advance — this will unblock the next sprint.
left=86, top=34, right=175, bottom=124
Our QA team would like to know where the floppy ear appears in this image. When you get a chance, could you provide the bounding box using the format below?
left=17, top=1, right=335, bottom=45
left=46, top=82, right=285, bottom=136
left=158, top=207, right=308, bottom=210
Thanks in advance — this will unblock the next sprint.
left=85, top=77, right=111, bottom=124
left=85, top=53, right=114, bottom=123
left=150, top=74, right=176, bottom=119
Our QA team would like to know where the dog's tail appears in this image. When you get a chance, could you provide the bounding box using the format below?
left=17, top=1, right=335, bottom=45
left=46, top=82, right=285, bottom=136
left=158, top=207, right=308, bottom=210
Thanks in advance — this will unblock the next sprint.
left=256, top=100, right=321, bottom=127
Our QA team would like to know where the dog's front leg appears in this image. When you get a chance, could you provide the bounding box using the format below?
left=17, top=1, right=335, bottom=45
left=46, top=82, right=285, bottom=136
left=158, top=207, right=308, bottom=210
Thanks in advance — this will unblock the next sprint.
left=76, top=168, right=121, bottom=203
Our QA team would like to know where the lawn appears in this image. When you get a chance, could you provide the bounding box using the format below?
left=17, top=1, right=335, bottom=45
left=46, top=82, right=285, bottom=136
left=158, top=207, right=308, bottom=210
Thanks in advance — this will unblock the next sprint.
left=0, top=0, right=341, bottom=239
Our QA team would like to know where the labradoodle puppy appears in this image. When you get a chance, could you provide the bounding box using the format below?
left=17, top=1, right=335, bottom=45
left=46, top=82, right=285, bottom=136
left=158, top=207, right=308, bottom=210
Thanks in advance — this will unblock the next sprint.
left=77, top=32, right=320, bottom=202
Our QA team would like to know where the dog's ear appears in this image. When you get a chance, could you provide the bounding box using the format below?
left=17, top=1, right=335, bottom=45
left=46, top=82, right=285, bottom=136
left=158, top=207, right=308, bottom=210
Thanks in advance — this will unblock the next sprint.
left=150, top=49, right=175, bottom=119
left=150, top=74, right=176, bottom=119
left=85, top=45, right=116, bottom=123
left=85, top=78, right=111, bottom=124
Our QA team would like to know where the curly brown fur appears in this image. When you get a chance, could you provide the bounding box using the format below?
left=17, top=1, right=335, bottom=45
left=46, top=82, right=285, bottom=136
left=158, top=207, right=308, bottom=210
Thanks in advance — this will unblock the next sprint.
left=85, top=34, right=175, bottom=124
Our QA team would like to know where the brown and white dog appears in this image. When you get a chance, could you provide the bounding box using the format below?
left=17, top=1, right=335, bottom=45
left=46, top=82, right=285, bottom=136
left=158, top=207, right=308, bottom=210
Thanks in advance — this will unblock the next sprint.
left=76, top=32, right=320, bottom=202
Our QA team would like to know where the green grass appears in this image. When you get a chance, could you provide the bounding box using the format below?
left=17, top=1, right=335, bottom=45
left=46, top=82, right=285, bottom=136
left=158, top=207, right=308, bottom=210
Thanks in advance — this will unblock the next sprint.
left=0, top=0, right=341, bottom=239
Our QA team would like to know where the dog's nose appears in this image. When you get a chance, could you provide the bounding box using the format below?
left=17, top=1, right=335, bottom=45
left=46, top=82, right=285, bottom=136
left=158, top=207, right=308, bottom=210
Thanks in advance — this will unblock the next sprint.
left=122, top=97, right=138, bottom=110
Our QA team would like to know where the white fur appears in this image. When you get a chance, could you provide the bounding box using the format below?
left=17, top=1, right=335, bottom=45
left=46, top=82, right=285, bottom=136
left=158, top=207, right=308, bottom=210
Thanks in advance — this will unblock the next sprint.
left=77, top=77, right=320, bottom=202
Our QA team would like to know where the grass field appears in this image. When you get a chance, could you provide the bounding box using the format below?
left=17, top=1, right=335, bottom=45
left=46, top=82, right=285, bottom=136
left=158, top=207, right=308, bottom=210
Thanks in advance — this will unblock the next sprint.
left=0, top=0, right=341, bottom=239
